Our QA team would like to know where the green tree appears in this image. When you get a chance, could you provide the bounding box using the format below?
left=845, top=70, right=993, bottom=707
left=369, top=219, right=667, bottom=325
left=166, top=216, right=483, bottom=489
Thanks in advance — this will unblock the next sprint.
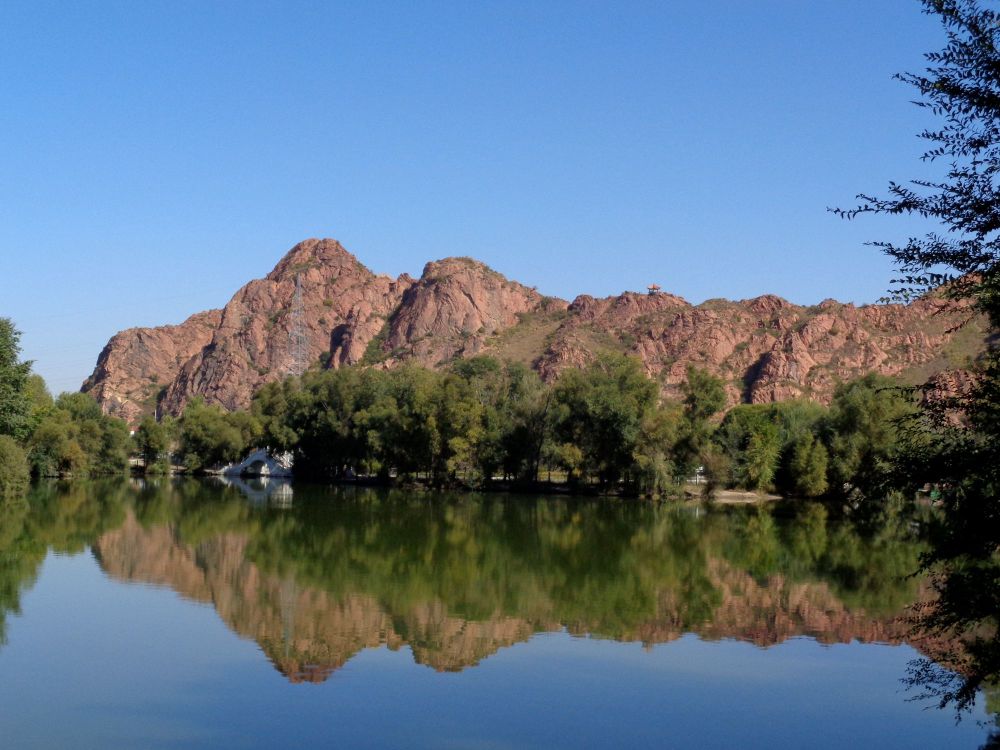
left=552, top=354, right=658, bottom=488
left=715, top=401, right=830, bottom=496
left=352, top=368, right=404, bottom=479
left=179, top=398, right=259, bottom=471
left=450, top=357, right=550, bottom=484
left=743, top=421, right=781, bottom=492
left=23, top=374, right=52, bottom=432
left=381, top=366, right=440, bottom=479
left=451, top=357, right=513, bottom=482
left=433, top=372, right=484, bottom=483
left=55, top=393, right=130, bottom=475
left=788, top=433, right=829, bottom=498
left=28, top=410, right=85, bottom=476
left=135, top=416, right=175, bottom=472
left=290, top=367, right=367, bottom=479
left=226, top=410, right=264, bottom=453
left=0, top=436, right=29, bottom=496
left=251, top=378, right=302, bottom=452
left=0, top=319, right=33, bottom=442
left=675, top=366, right=726, bottom=478
left=825, top=373, right=914, bottom=502
left=283, top=365, right=443, bottom=481
left=682, top=365, right=726, bottom=423
left=769, top=400, right=829, bottom=495
left=26, top=392, right=129, bottom=477
left=715, top=404, right=780, bottom=490
left=631, top=403, right=683, bottom=497
left=94, top=414, right=130, bottom=474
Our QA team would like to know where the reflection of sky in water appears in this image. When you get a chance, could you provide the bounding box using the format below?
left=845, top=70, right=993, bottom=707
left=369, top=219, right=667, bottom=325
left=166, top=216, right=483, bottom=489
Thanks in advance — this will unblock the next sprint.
left=0, top=552, right=990, bottom=750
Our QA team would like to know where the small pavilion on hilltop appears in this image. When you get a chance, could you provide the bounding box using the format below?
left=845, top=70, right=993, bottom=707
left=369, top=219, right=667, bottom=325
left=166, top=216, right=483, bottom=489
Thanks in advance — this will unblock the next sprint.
left=647, top=283, right=662, bottom=295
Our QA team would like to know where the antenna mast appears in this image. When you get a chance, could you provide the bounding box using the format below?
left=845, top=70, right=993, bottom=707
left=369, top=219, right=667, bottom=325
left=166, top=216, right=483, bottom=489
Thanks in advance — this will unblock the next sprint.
left=289, top=273, right=308, bottom=376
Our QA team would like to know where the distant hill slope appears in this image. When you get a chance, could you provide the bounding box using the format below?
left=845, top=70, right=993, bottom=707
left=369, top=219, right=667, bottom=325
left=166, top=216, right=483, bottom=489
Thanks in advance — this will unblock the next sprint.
left=82, top=238, right=987, bottom=424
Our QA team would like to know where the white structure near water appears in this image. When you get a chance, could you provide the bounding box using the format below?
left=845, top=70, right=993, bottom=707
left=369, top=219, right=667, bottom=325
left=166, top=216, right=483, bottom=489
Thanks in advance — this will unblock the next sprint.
left=217, top=475, right=294, bottom=507
left=221, top=448, right=294, bottom=478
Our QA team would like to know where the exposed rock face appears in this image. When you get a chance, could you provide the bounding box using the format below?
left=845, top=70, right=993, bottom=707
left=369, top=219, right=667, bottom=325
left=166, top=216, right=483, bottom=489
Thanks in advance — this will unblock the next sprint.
left=379, top=257, right=549, bottom=367
left=84, top=239, right=412, bottom=423
left=536, top=290, right=982, bottom=405
left=82, top=309, right=222, bottom=423
left=83, top=237, right=987, bottom=423
left=157, top=239, right=410, bottom=417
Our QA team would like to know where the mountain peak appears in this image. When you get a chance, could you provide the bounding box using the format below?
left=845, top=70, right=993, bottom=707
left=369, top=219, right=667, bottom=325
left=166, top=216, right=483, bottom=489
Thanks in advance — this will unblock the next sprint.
left=267, top=238, right=368, bottom=282
left=82, top=237, right=985, bottom=424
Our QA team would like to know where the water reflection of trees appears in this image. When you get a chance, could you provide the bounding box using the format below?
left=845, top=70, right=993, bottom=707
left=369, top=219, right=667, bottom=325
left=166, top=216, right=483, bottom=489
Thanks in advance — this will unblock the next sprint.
left=0, top=479, right=935, bottom=675
left=0, top=494, right=36, bottom=646
left=0, top=480, right=128, bottom=644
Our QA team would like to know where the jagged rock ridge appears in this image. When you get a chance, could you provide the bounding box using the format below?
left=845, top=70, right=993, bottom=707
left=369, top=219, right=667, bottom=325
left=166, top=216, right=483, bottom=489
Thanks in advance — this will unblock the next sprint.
left=82, top=237, right=987, bottom=424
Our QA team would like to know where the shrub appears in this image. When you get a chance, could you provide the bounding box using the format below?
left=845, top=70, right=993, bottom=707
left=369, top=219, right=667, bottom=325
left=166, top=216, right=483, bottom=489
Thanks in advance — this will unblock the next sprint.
left=0, top=436, right=29, bottom=495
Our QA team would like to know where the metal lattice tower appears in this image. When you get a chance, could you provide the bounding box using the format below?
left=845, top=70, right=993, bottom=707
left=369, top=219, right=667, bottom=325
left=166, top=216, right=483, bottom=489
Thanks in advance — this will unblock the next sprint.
left=280, top=574, right=297, bottom=661
left=289, top=273, right=308, bottom=376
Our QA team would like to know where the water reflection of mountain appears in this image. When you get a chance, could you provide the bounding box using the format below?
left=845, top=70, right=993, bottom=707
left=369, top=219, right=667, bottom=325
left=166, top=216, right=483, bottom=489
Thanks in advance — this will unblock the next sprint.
left=92, top=512, right=536, bottom=680
left=0, top=480, right=939, bottom=681
left=49, top=481, right=926, bottom=683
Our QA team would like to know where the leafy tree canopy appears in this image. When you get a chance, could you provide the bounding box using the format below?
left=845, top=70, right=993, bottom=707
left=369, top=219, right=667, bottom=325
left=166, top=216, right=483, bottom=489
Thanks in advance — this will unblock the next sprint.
left=0, top=319, right=33, bottom=442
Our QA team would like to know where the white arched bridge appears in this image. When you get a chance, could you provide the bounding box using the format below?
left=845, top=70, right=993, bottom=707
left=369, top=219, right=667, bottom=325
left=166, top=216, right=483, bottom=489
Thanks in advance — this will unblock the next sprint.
left=221, top=448, right=293, bottom=478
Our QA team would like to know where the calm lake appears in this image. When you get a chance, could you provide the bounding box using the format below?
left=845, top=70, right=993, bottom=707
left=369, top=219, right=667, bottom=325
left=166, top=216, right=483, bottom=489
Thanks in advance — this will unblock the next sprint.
left=0, top=479, right=993, bottom=749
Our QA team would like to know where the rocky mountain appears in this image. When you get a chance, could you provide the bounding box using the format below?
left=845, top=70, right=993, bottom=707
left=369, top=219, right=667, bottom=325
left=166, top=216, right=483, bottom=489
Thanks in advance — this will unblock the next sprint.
left=82, top=237, right=987, bottom=424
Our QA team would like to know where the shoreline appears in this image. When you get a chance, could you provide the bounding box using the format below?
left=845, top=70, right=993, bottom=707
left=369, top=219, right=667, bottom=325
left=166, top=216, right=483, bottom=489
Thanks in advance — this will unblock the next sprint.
left=199, top=471, right=789, bottom=504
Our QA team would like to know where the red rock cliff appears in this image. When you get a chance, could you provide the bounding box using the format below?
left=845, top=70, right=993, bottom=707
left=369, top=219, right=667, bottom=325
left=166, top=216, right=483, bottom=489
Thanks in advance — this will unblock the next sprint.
left=82, top=237, right=987, bottom=423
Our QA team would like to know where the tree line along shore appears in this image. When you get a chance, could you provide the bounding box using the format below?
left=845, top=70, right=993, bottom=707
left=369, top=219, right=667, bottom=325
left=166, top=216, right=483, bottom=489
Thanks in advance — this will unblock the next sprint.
left=2, top=318, right=915, bottom=503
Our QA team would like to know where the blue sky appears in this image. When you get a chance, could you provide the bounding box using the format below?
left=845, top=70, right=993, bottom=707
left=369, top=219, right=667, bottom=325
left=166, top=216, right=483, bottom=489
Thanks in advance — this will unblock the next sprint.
left=1, top=1, right=948, bottom=393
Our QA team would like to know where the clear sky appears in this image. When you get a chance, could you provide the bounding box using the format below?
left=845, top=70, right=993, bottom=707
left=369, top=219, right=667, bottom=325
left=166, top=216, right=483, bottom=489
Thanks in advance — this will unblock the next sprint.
left=1, top=1, right=949, bottom=394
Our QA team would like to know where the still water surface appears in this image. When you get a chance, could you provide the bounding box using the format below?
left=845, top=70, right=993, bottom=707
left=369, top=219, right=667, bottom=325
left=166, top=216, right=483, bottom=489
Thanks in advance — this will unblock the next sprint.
left=0, top=479, right=993, bottom=748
